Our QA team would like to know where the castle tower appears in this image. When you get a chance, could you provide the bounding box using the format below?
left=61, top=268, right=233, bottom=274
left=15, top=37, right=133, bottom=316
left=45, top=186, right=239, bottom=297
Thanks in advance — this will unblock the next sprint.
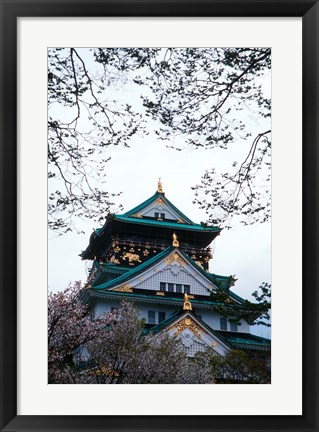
left=81, top=181, right=270, bottom=357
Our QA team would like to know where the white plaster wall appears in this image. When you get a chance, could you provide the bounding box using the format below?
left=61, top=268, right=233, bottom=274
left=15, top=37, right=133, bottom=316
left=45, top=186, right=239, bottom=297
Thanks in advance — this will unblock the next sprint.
left=167, top=324, right=229, bottom=357
left=139, top=203, right=181, bottom=220
left=94, top=299, right=250, bottom=332
left=135, top=267, right=211, bottom=296
left=197, top=308, right=250, bottom=333
left=94, top=300, right=121, bottom=316
left=93, top=299, right=179, bottom=324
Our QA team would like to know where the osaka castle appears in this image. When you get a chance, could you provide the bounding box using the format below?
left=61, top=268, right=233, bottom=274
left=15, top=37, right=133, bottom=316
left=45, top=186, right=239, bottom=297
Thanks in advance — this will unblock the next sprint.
left=81, top=179, right=270, bottom=357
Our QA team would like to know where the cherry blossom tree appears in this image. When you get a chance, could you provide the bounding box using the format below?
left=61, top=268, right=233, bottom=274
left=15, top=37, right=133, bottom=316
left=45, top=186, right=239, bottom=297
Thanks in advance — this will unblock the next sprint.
left=48, top=281, right=116, bottom=383
left=48, top=283, right=214, bottom=384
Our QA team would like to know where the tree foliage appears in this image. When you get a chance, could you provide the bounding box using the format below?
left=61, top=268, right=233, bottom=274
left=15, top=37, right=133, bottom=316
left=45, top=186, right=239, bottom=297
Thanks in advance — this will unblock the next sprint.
left=208, top=349, right=271, bottom=384
left=48, top=48, right=146, bottom=233
left=210, top=281, right=271, bottom=327
left=48, top=281, right=114, bottom=383
left=48, top=48, right=271, bottom=233
left=48, top=283, right=213, bottom=384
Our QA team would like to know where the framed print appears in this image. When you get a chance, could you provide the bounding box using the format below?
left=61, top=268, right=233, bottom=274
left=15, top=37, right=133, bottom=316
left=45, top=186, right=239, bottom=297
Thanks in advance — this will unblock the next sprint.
left=0, top=1, right=318, bottom=431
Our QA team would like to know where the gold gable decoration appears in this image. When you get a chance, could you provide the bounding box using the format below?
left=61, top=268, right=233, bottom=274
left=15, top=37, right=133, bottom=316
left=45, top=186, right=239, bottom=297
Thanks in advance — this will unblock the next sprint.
left=170, top=317, right=205, bottom=339
left=154, top=197, right=165, bottom=206
left=165, top=252, right=185, bottom=267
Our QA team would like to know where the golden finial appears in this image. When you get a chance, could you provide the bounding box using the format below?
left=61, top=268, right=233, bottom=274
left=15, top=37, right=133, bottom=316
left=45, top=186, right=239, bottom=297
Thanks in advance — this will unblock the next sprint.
left=183, top=292, right=192, bottom=311
left=157, top=177, right=163, bottom=193
left=172, top=233, right=179, bottom=247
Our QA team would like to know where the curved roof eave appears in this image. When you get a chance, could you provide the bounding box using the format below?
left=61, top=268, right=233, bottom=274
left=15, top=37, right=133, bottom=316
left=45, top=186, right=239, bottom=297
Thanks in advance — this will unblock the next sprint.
left=113, top=214, right=220, bottom=233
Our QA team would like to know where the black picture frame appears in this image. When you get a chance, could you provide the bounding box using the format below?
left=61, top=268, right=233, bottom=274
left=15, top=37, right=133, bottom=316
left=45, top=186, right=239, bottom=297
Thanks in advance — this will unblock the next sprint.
left=1, top=1, right=318, bottom=431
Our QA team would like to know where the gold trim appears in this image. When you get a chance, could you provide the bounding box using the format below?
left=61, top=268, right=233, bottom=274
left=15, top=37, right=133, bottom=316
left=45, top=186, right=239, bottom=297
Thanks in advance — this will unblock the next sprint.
left=166, top=252, right=185, bottom=267
left=157, top=177, right=164, bottom=193
left=172, top=233, right=180, bottom=247
left=154, top=197, right=165, bottom=206
left=113, top=284, right=133, bottom=293
left=121, top=252, right=141, bottom=263
left=225, top=298, right=234, bottom=303
left=183, top=292, right=192, bottom=310
left=170, top=317, right=205, bottom=339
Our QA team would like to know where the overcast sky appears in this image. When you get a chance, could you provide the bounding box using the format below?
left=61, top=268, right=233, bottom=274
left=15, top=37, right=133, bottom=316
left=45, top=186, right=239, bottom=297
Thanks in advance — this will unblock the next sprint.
left=48, top=48, right=271, bottom=338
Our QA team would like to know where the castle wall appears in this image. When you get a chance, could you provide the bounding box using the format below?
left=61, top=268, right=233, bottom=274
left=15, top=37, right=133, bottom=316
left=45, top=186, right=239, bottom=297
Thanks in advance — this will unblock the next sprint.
left=93, top=299, right=250, bottom=332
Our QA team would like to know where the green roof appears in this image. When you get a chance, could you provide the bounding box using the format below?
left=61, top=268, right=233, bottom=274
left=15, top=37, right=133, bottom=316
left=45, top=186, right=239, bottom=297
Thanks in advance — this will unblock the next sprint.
left=145, top=310, right=235, bottom=350
left=145, top=311, right=270, bottom=351
left=112, top=214, right=220, bottom=232
left=92, top=246, right=174, bottom=290
left=91, top=245, right=237, bottom=295
left=99, top=263, right=130, bottom=274
left=122, top=191, right=194, bottom=224
left=215, top=330, right=271, bottom=349
left=90, top=245, right=244, bottom=304
left=87, top=288, right=238, bottom=308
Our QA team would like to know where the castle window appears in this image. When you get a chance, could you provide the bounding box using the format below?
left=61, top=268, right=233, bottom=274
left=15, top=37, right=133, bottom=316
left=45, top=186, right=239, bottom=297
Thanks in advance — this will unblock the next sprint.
left=168, top=283, right=174, bottom=292
left=230, top=322, right=238, bottom=332
left=220, top=318, right=227, bottom=331
left=184, top=285, right=190, bottom=294
left=158, top=312, right=166, bottom=323
left=148, top=310, right=156, bottom=324
left=160, top=282, right=192, bottom=293
left=176, top=284, right=183, bottom=293
left=154, top=212, right=165, bottom=220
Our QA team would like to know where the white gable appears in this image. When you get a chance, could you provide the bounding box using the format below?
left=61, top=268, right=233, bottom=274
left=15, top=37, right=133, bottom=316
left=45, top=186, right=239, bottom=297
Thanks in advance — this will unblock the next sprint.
left=132, top=197, right=188, bottom=222
left=165, top=313, right=230, bottom=357
left=111, top=249, right=217, bottom=296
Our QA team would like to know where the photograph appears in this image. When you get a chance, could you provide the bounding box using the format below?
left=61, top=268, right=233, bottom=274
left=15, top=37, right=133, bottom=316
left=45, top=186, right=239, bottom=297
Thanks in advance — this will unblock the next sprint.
left=1, top=2, right=318, bottom=430
left=48, top=47, right=271, bottom=384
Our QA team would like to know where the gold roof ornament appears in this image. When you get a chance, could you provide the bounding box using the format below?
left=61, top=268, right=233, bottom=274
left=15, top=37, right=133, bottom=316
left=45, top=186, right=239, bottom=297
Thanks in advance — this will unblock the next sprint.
left=157, top=177, right=164, bottom=193
left=172, top=233, right=179, bottom=247
left=183, top=292, right=192, bottom=311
